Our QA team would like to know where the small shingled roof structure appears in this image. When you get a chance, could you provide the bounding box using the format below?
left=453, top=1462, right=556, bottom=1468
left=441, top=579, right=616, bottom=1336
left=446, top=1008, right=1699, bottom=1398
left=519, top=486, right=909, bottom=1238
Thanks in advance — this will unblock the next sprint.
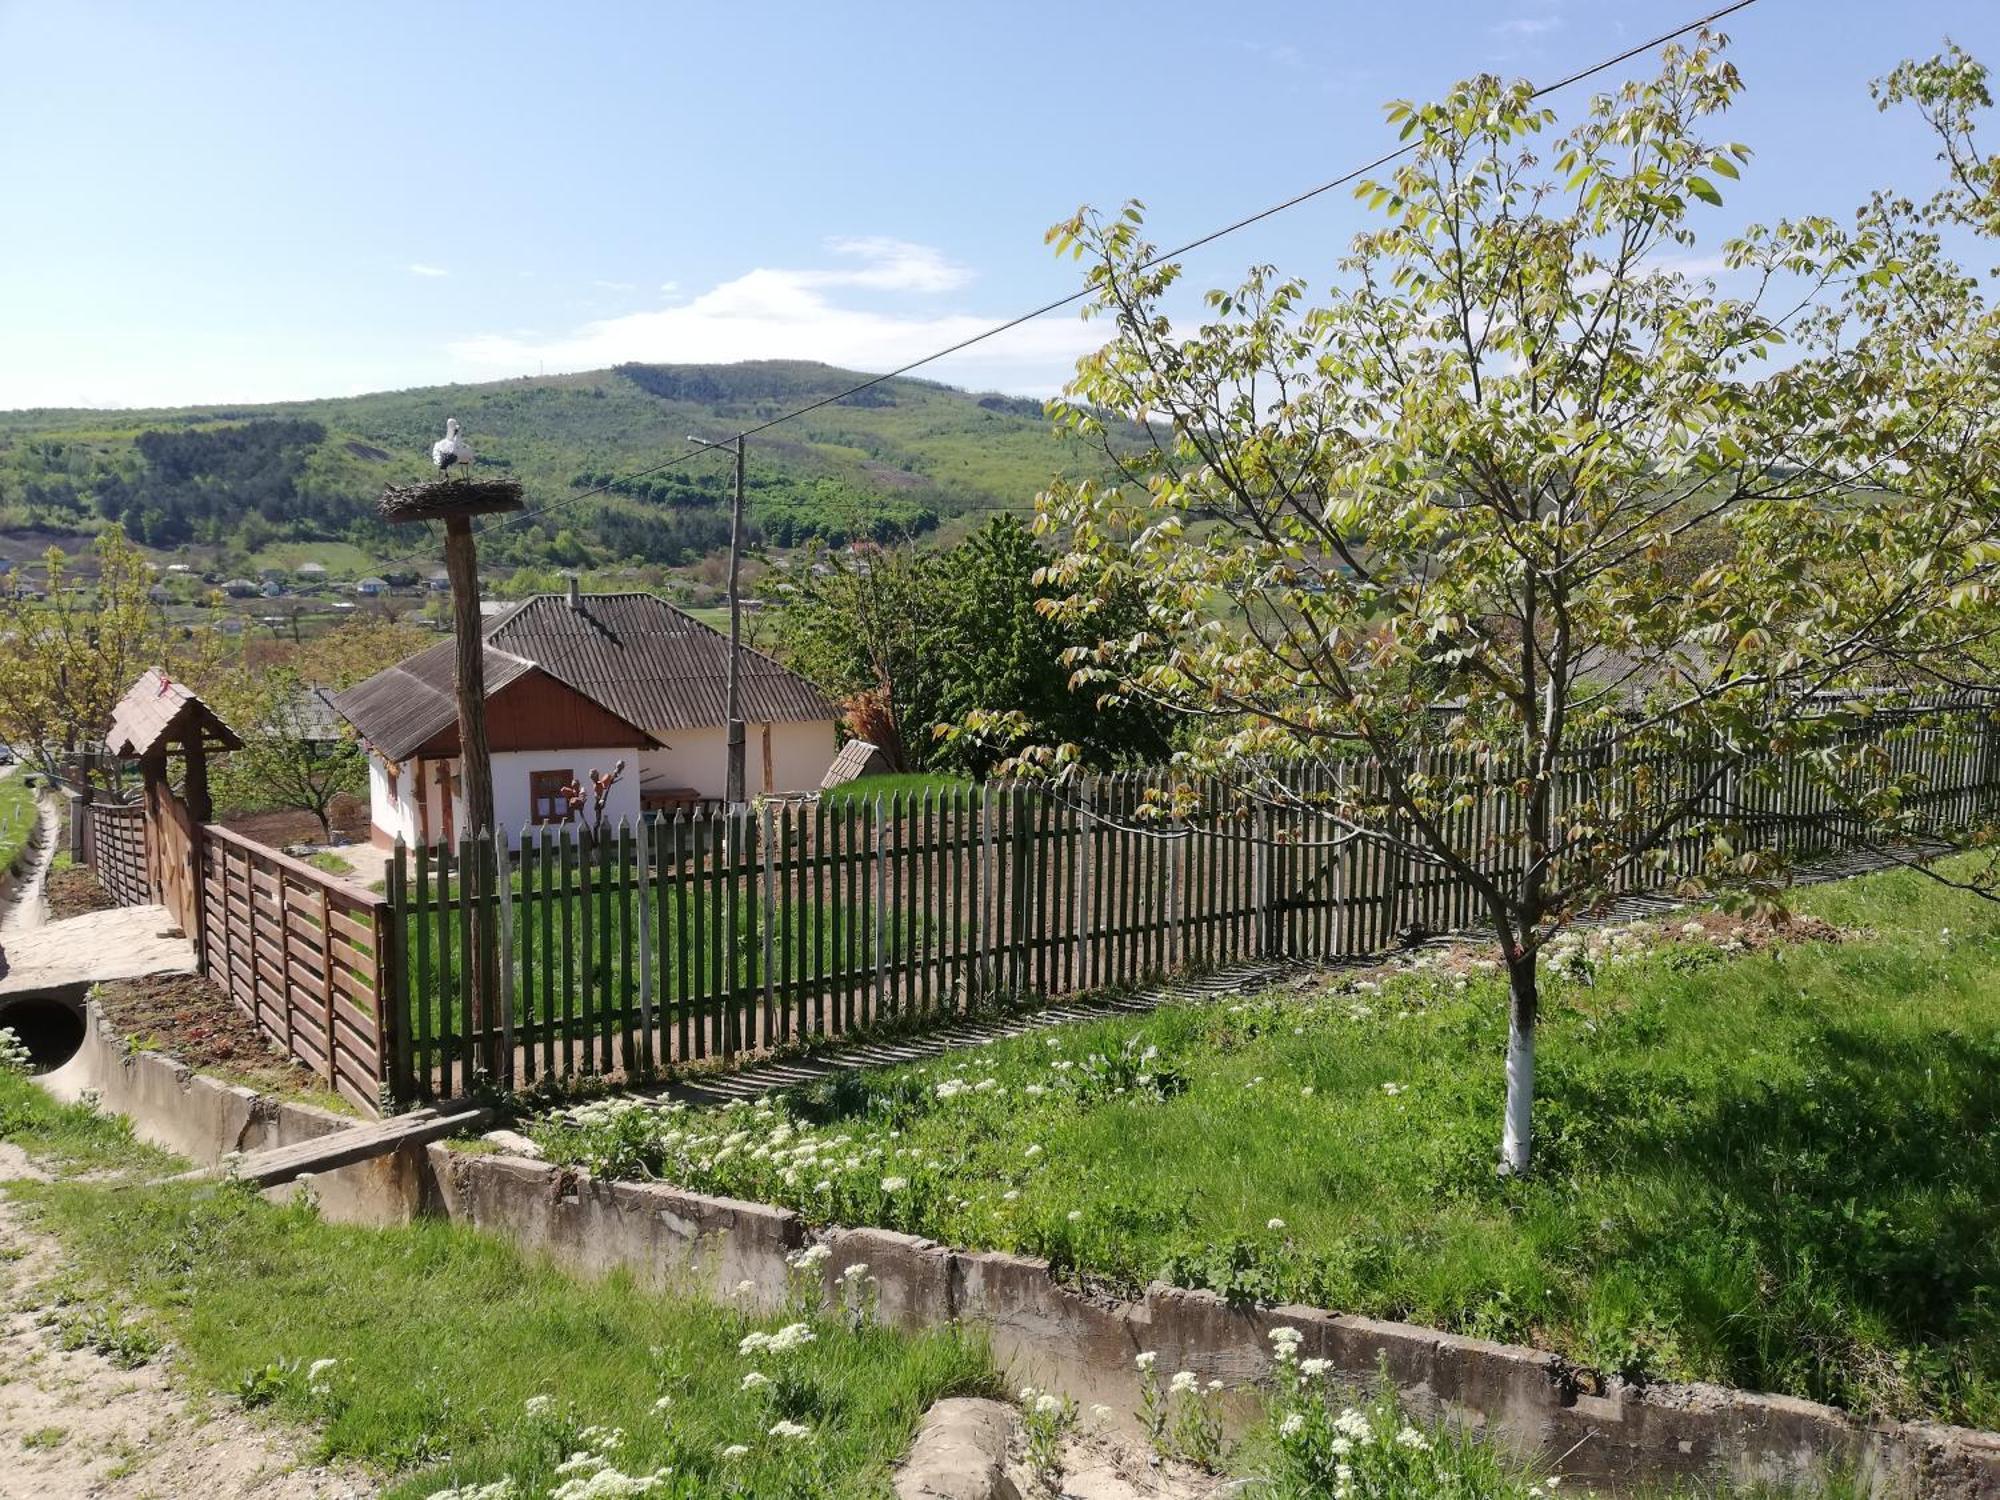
left=331, top=592, right=832, bottom=763
left=104, top=668, right=242, bottom=761
left=820, top=738, right=893, bottom=789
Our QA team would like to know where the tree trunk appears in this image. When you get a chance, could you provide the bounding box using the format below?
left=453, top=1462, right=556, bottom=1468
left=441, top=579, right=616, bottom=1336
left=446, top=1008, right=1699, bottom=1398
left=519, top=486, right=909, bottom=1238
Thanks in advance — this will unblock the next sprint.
left=1500, top=952, right=1538, bottom=1176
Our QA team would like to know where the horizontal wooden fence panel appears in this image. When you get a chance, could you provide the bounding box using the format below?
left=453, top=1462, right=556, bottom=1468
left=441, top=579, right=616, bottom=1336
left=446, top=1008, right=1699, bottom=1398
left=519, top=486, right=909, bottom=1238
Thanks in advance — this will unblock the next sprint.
left=87, top=802, right=150, bottom=909
left=199, top=825, right=396, bottom=1116
left=386, top=705, right=2000, bottom=1104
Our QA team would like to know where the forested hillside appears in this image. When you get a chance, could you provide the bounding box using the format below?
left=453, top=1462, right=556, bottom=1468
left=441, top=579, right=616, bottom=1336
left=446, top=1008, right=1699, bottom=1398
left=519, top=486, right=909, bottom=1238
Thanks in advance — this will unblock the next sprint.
left=0, top=361, right=1125, bottom=572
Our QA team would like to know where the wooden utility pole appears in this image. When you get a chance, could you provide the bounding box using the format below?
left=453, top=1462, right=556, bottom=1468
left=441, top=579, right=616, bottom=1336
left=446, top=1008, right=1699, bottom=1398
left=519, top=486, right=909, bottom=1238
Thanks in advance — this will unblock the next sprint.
left=726, top=433, right=746, bottom=811
left=689, top=432, right=749, bottom=810
left=442, top=516, right=495, bottom=838
left=379, top=473, right=522, bottom=1086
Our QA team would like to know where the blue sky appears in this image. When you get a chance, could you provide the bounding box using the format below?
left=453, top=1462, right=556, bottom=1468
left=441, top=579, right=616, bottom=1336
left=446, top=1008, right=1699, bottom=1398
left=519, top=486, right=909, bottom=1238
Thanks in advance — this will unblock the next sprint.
left=3, top=0, right=1996, bottom=410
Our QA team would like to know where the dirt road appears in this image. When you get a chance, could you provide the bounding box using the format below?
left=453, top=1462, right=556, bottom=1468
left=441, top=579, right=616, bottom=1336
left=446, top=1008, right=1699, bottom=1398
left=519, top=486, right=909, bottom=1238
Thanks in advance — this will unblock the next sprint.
left=0, top=1144, right=373, bottom=1500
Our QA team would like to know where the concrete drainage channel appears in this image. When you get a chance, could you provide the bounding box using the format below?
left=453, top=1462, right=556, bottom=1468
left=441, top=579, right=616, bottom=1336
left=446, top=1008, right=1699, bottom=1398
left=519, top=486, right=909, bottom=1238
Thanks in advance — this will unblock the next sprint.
left=31, top=997, right=2000, bottom=1498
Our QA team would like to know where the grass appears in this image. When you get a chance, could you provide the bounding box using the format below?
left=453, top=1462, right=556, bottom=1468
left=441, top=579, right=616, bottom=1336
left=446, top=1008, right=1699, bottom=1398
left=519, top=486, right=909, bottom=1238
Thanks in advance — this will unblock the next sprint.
left=531, top=859, right=2000, bottom=1430
left=819, top=772, right=975, bottom=809
left=0, top=1069, right=997, bottom=1499
left=0, top=769, right=39, bottom=873
left=306, top=850, right=356, bottom=877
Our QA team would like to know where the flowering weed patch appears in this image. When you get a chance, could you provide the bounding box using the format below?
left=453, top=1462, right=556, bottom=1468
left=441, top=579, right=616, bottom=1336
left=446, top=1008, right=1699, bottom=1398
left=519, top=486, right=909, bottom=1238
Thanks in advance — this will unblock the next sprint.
left=532, top=862, right=2000, bottom=1427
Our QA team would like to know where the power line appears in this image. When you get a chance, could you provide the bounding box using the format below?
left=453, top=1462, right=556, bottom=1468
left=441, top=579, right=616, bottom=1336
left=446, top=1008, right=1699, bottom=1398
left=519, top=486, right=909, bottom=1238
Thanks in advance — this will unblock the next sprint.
left=380, top=0, right=1759, bottom=569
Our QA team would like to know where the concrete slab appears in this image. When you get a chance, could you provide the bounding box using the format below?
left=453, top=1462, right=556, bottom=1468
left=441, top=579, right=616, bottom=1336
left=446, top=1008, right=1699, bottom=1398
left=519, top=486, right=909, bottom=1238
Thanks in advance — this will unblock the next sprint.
left=0, top=903, right=197, bottom=997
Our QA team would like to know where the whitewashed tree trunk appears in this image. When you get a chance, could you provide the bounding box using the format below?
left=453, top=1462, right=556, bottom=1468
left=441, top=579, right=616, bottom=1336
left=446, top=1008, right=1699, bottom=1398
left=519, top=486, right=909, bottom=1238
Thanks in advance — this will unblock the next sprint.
left=1500, top=956, right=1537, bottom=1176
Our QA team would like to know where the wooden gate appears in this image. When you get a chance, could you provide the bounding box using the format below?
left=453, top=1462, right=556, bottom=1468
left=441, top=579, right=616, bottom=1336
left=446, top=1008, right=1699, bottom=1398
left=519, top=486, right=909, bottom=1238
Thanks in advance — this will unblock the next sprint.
left=145, top=776, right=201, bottom=935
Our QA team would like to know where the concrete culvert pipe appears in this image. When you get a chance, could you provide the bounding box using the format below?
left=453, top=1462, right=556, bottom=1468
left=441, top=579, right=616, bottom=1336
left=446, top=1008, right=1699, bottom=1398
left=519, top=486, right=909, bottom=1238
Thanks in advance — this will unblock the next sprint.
left=0, top=988, right=87, bottom=1072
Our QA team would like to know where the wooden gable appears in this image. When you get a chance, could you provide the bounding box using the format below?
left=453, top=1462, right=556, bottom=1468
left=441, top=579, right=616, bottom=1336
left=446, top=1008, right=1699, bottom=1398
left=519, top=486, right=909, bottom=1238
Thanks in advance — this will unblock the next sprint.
left=407, top=666, right=659, bottom=757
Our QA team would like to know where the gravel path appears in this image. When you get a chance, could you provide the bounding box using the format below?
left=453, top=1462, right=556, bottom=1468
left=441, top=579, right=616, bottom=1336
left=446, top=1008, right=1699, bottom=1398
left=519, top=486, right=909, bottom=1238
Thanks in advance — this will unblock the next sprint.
left=0, top=1145, right=374, bottom=1500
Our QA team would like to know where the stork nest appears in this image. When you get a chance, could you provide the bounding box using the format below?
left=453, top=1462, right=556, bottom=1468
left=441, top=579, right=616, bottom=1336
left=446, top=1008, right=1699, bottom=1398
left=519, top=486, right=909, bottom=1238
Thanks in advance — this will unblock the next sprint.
left=377, top=476, right=525, bottom=523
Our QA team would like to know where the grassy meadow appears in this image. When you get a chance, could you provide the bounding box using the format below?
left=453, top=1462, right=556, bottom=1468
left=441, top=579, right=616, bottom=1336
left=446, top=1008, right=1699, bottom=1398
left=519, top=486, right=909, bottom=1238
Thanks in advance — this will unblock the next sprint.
left=0, top=1071, right=996, bottom=1499
left=531, top=860, right=2000, bottom=1429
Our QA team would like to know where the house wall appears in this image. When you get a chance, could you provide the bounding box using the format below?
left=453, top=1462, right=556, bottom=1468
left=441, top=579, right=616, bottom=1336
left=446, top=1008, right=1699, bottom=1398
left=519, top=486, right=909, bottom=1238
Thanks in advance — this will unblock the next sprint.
left=368, top=756, right=419, bottom=847
left=488, top=748, right=643, bottom=837
left=370, top=749, right=645, bottom=846
left=638, top=718, right=837, bottom=800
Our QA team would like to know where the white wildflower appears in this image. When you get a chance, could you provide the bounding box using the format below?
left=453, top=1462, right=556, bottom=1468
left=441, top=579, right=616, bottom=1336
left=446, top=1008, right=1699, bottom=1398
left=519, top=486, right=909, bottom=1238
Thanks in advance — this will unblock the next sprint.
left=741, top=1371, right=770, bottom=1391
left=1267, top=1218, right=1287, bottom=1232
left=881, top=1175, right=909, bottom=1193
left=1135, top=1351, right=1158, bottom=1372
left=524, top=1394, right=556, bottom=1418
left=1280, top=1413, right=1305, bottom=1437
left=719, top=1444, right=749, bottom=1460
left=768, top=1419, right=813, bottom=1441
left=1169, top=1370, right=1199, bottom=1395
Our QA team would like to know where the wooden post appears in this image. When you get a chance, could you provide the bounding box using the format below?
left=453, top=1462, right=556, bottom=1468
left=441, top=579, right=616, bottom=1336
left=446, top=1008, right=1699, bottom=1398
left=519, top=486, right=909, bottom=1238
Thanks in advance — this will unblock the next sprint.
left=182, top=725, right=212, bottom=968
left=442, top=516, right=496, bottom=841
left=441, top=513, right=501, bottom=1080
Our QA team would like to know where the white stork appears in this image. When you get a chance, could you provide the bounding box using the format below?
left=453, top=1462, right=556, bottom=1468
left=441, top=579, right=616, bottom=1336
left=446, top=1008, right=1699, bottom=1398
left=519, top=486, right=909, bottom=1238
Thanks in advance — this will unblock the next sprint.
left=430, top=417, right=473, bottom=478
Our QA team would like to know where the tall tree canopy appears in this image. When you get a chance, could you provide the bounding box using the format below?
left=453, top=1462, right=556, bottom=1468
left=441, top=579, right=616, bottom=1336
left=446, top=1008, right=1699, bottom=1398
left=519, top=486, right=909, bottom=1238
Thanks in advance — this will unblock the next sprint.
left=1031, top=32, right=2000, bottom=1174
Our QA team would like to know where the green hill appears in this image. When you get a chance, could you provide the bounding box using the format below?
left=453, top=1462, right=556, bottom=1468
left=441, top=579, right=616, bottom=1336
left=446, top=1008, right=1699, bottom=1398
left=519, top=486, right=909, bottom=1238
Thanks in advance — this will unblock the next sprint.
left=0, top=361, right=1123, bottom=578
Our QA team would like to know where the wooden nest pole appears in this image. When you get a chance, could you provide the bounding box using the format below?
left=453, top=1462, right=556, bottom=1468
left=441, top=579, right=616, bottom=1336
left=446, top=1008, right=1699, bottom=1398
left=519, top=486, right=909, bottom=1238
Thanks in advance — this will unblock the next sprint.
left=380, top=475, right=522, bottom=1083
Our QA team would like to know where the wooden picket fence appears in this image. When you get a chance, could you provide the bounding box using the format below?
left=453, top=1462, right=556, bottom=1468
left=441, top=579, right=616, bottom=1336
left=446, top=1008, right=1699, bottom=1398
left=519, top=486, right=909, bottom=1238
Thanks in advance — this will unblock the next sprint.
left=384, top=704, right=2000, bottom=1103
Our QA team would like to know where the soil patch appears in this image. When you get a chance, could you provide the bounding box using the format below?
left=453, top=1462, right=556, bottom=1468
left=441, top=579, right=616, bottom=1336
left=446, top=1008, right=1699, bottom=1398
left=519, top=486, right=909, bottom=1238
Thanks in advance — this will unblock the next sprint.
left=218, top=795, right=370, bottom=852
left=43, top=866, right=116, bottom=923
left=90, top=973, right=328, bottom=1099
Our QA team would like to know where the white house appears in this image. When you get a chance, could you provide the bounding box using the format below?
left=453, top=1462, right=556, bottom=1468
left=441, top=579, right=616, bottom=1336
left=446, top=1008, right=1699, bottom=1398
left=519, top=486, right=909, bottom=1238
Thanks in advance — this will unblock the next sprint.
left=331, top=587, right=839, bottom=847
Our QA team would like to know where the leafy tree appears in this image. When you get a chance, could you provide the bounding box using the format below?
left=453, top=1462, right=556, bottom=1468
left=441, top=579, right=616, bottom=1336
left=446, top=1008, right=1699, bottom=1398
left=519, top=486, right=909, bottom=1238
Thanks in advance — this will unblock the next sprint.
left=764, top=539, right=939, bottom=771
left=929, top=516, right=1170, bottom=775
left=208, top=617, right=429, bottom=839
left=764, top=517, right=1171, bottom=776
left=0, top=527, right=219, bottom=790
left=211, top=669, right=363, bottom=842
left=1031, top=32, right=2000, bottom=1174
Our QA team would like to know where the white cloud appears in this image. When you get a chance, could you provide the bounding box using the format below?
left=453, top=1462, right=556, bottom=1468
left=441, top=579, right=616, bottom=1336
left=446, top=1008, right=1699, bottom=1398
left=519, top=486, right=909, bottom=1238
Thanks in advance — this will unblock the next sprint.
left=408, top=262, right=449, bottom=278
left=447, top=237, right=1099, bottom=396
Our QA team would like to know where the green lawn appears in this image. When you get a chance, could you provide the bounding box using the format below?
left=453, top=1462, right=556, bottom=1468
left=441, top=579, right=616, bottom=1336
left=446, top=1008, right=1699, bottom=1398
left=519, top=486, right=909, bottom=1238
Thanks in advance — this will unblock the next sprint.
left=818, top=772, right=975, bottom=810
left=531, top=860, right=2000, bottom=1429
left=0, top=1072, right=996, bottom=1499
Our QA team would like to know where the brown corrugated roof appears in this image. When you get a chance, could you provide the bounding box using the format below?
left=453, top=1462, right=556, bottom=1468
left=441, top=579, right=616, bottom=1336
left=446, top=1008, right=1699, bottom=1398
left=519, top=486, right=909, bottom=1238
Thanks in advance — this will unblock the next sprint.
left=105, top=668, right=243, bottom=760
left=330, top=639, right=537, bottom=762
left=332, top=593, right=833, bottom=759
left=487, top=594, right=834, bottom=732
